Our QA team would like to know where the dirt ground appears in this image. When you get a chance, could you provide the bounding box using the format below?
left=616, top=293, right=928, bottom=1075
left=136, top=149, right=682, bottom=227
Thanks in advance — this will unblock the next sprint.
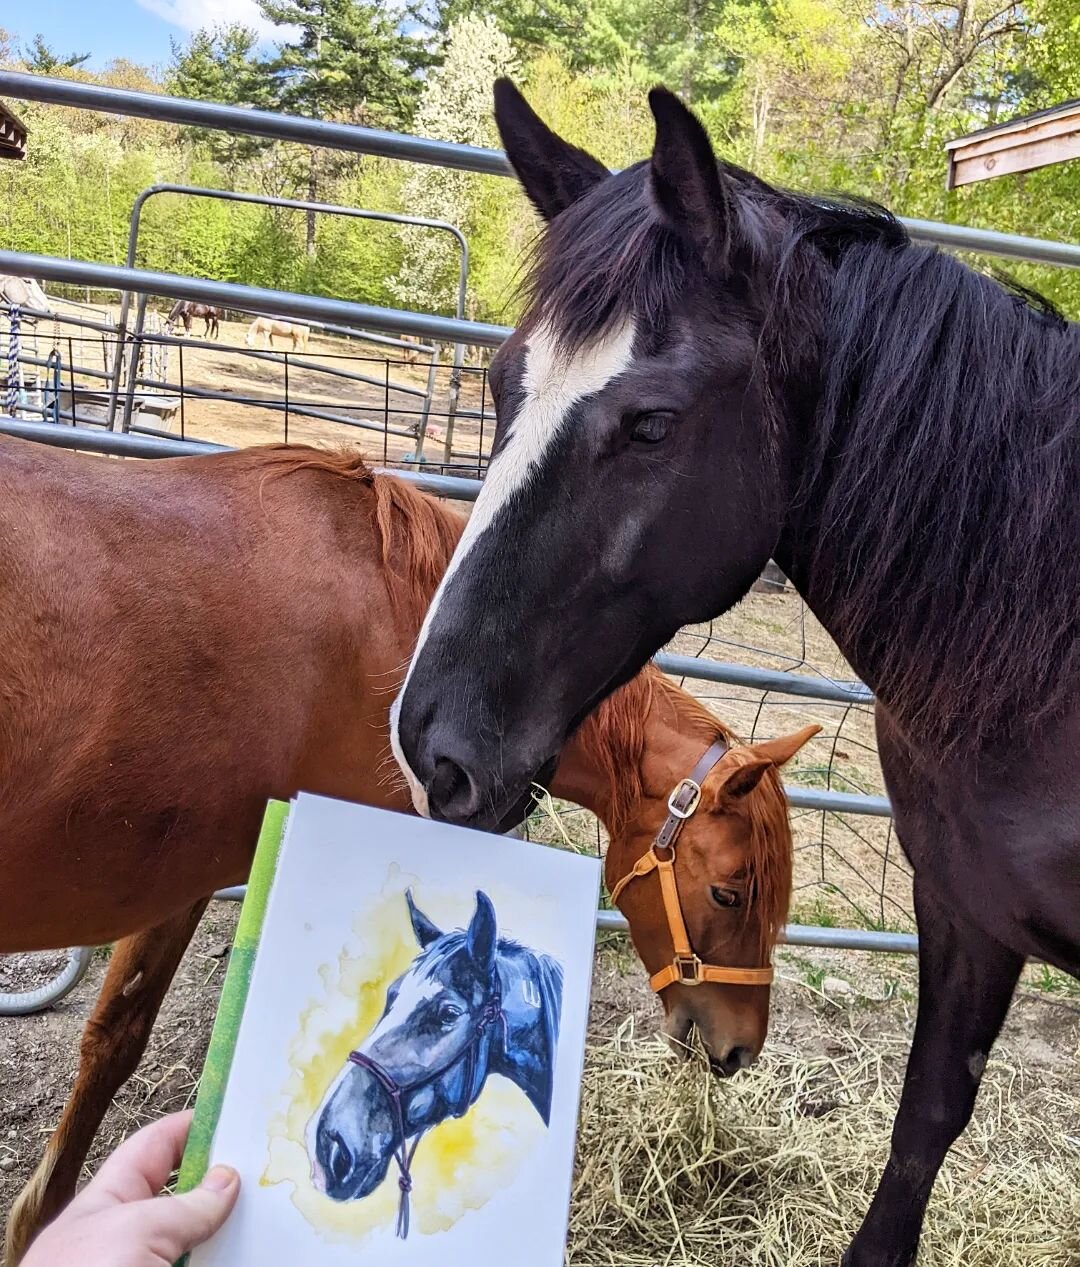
left=50, top=306, right=494, bottom=473
left=2, top=903, right=1078, bottom=1258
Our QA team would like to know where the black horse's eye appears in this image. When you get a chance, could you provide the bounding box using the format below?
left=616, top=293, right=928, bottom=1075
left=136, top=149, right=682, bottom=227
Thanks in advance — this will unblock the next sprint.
left=437, top=1001, right=463, bottom=1026
left=628, top=412, right=673, bottom=444
left=710, top=885, right=742, bottom=909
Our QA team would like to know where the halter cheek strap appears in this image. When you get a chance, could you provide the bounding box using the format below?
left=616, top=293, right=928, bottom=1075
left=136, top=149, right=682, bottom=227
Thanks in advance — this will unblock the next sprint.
left=347, top=978, right=505, bottom=1239
left=610, top=738, right=775, bottom=991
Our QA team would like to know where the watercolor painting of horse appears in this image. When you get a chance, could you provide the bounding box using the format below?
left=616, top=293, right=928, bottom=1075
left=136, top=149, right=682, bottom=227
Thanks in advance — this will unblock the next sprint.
left=309, top=889, right=562, bottom=1239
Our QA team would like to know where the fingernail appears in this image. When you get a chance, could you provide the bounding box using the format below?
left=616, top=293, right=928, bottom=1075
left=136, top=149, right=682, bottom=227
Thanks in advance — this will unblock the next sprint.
left=201, top=1165, right=237, bottom=1191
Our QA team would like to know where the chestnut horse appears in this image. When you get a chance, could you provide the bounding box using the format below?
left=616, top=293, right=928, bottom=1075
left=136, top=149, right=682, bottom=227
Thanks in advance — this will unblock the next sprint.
left=0, top=435, right=813, bottom=1263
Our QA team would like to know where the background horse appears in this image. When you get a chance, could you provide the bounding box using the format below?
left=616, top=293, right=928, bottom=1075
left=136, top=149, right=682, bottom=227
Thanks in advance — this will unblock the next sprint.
left=0, top=276, right=50, bottom=316
left=393, top=80, right=1080, bottom=1267
left=166, top=300, right=220, bottom=339
left=311, top=890, right=561, bottom=1237
left=245, top=315, right=310, bottom=352
left=0, top=435, right=809, bottom=1264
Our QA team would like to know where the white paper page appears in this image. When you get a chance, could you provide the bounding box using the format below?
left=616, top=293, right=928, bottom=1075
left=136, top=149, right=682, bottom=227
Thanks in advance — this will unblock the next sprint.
left=189, top=793, right=600, bottom=1267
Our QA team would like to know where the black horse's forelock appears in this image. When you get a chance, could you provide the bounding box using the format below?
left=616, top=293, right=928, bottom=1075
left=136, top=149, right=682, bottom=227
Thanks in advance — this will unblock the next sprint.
left=522, top=156, right=1078, bottom=745
left=522, top=164, right=693, bottom=349
left=522, top=160, right=906, bottom=352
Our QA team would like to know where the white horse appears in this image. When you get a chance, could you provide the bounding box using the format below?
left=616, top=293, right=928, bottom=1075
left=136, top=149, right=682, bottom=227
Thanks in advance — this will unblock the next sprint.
left=0, top=276, right=51, bottom=318
left=244, top=316, right=310, bottom=352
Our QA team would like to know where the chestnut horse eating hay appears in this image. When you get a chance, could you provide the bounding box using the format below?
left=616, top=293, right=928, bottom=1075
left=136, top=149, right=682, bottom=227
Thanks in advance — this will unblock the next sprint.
left=0, top=435, right=812, bottom=1264
left=393, top=80, right=1080, bottom=1267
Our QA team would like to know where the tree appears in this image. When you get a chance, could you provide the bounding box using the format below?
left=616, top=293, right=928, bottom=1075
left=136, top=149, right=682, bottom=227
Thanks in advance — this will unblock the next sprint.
left=433, top=0, right=742, bottom=102
left=168, top=26, right=275, bottom=170
left=390, top=15, right=517, bottom=316
left=25, top=34, right=90, bottom=73
left=259, top=0, right=434, bottom=255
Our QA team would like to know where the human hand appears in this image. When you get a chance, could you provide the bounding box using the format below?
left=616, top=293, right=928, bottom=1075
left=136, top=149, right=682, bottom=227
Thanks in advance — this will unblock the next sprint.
left=22, top=1111, right=239, bottom=1267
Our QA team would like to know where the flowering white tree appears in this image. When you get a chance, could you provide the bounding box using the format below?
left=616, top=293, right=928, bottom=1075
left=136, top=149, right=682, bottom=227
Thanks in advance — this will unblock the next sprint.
left=391, top=16, right=517, bottom=316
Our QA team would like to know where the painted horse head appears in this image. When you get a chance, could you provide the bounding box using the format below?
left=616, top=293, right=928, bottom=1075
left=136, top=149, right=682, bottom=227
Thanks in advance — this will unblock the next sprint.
left=392, top=79, right=884, bottom=831
left=309, top=890, right=561, bottom=1234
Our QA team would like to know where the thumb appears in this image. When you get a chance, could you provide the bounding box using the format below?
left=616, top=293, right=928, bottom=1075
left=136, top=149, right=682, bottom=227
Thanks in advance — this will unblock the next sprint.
left=142, top=1166, right=241, bottom=1258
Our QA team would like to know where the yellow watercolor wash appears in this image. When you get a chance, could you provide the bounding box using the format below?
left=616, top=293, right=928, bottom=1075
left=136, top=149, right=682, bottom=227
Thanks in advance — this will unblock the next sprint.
left=262, top=865, right=547, bottom=1244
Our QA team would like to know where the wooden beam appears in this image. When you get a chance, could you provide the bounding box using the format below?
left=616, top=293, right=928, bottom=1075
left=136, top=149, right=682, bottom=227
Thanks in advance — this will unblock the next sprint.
left=0, top=99, right=27, bottom=160
left=946, top=104, right=1080, bottom=187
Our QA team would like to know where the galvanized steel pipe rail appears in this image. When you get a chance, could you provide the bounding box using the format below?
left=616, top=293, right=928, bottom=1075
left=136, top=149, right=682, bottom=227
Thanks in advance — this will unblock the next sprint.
left=0, top=251, right=511, bottom=349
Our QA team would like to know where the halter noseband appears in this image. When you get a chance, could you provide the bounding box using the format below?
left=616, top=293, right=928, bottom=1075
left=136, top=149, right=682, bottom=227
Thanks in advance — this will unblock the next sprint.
left=609, top=738, right=775, bottom=992
left=347, top=978, right=504, bottom=1238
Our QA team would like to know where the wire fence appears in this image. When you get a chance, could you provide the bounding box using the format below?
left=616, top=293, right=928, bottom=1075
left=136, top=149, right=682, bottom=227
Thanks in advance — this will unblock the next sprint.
left=0, top=317, right=497, bottom=478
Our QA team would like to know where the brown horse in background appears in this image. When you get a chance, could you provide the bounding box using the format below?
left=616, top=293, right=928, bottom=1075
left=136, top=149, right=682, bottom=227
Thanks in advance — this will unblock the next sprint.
left=166, top=300, right=221, bottom=339
left=0, top=437, right=814, bottom=1263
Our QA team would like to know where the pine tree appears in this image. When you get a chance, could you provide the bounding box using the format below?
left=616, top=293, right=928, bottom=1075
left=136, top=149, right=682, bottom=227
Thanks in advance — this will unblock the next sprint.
left=168, top=25, right=274, bottom=170
left=25, top=34, right=90, bottom=73
left=259, top=0, right=433, bottom=255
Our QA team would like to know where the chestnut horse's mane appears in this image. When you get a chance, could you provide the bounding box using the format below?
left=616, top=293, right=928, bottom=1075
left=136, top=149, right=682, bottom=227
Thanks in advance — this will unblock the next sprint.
left=256, top=443, right=791, bottom=948
left=253, top=445, right=463, bottom=625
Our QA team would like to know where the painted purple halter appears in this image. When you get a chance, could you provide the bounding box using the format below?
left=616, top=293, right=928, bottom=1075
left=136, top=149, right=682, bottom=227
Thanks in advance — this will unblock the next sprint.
left=347, top=977, right=505, bottom=1238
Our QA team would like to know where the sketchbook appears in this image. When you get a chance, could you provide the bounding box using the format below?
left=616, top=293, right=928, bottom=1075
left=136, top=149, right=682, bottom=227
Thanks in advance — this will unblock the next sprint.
left=177, top=792, right=600, bottom=1267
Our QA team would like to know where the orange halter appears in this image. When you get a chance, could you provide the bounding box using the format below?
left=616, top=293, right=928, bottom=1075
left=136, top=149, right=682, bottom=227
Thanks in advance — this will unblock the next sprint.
left=609, top=739, right=775, bottom=991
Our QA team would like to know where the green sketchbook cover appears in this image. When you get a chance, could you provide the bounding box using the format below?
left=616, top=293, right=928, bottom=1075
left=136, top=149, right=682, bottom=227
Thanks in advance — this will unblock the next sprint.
left=173, top=798, right=290, bottom=1266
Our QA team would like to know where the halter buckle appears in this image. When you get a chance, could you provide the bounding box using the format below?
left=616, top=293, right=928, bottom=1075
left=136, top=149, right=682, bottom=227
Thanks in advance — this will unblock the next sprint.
left=674, top=953, right=703, bottom=985
left=667, top=778, right=702, bottom=819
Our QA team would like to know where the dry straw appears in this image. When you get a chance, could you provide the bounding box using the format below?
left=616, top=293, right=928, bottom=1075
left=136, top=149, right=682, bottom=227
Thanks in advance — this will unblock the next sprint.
left=568, top=1019, right=1080, bottom=1266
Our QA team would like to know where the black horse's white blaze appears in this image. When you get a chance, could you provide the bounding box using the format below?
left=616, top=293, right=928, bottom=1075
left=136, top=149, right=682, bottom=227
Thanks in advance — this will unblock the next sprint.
left=390, top=317, right=636, bottom=815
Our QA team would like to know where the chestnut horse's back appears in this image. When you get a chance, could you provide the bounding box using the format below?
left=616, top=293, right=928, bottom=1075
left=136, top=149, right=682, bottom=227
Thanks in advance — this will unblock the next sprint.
left=0, top=438, right=411, bottom=949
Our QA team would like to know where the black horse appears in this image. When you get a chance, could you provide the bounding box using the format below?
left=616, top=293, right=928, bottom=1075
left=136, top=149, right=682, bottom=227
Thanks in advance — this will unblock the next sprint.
left=309, top=890, right=561, bottom=1238
left=392, top=81, right=1080, bottom=1265
left=166, top=300, right=221, bottom=339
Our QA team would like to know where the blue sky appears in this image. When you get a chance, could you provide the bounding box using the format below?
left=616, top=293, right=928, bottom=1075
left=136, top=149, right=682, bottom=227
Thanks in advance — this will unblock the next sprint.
left=5, top=0, right=281, bottom=72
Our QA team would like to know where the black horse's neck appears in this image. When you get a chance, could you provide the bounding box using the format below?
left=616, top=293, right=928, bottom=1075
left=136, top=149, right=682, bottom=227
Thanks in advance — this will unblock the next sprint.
left=489, top=946, right=559, bottom=1125
left=771, top=238, right=1079, bottom=749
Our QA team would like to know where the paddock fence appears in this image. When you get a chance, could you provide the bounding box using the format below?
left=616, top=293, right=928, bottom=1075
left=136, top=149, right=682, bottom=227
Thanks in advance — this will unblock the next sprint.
left=2, top=70, right=1079, bottom=999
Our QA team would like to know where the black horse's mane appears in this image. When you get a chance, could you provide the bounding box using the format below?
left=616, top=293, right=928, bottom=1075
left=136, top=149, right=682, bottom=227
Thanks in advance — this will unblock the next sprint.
left=526, top=161, right=1079, bottom=744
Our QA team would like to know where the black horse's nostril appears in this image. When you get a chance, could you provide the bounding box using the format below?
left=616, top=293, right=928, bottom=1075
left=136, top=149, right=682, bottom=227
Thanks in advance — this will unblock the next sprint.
left=427, top=755, right=483, bottom=823
left=710, top=1046, right=753, bottom=1078
left=326, top=1130, right=355, bottom=1190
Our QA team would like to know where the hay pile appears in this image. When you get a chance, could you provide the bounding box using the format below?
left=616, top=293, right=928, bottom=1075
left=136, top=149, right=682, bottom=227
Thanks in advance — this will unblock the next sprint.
left=569, top=1020, right=1080, bottom=1266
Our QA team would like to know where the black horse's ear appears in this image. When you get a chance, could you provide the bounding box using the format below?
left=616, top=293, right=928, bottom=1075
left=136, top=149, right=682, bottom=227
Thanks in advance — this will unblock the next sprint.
left=494, top=78, right=609, bottom=222
left=466, top=891, right=497, bottom=975
left=648, top=87, right=732, bottom=273
left=406, top=889, right=442, bottom=948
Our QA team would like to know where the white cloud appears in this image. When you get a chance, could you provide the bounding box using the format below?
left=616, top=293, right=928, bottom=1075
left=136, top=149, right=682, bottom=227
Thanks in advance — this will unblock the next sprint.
left=137, top=0, right=284, bottom=42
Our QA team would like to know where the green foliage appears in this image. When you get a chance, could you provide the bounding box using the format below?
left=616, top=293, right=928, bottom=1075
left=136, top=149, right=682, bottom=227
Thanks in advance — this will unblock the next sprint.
left=391, top=15, right=518, bottom=316
left=4, top=0, right=1080, bottom=317
left=168, top=25, right=275, bottom=168
left=258, top=0, right=431, bottom=124
left=24, top=34, right=90, bottom=74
